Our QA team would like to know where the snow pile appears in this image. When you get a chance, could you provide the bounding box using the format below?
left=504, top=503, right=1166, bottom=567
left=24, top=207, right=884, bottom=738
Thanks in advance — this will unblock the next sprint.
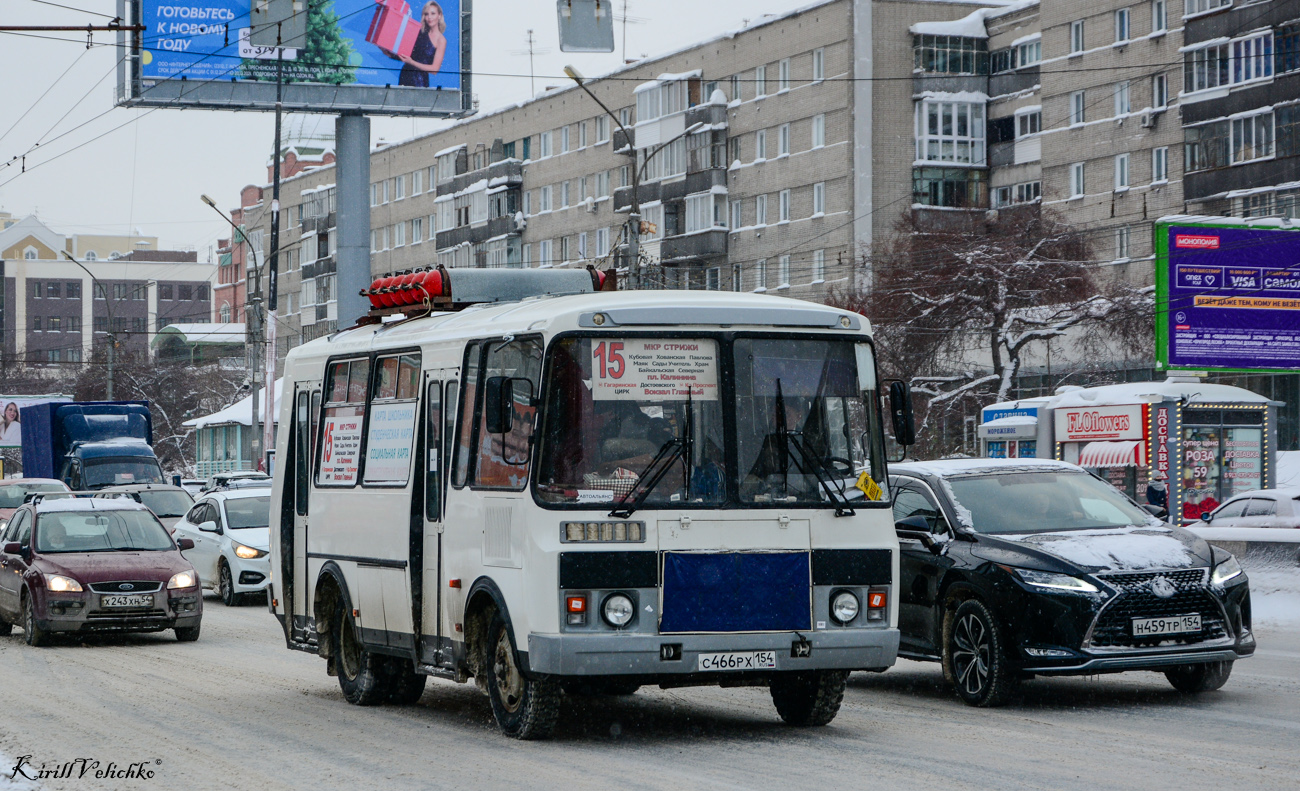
left=1248, top=567, right=1300, bottom=627
left=1002, top=527, right=1198, bottom=570
left=1279, top=451, right=1300, bottom=488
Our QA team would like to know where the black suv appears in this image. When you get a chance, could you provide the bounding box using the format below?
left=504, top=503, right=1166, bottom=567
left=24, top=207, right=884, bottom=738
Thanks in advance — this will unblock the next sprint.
left=889, top=459, right=1254, bottom=707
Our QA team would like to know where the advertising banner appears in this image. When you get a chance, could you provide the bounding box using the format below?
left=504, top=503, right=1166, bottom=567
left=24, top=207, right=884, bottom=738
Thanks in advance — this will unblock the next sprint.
left=1157, top=221, right=1300, bottom=372
left=0, top=395, right=73, bottom=449
left=1054, top=404, right=1147, bottom=442
left=362, top=401, right=417, bottom=483
left=318, top=408, right=363, bottom=484
left=122, top=0, right=470, bottom=117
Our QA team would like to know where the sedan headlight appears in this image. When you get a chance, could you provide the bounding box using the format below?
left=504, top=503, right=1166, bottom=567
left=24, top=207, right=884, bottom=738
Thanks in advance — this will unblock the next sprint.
left=601, top=593, right=635, bottom=628
left=233, top=542, right=267, bottom=560
left=1013, top=568, right=1099, bottom=593
left=167, top=571, right=197, bottom=590
left=46, top=574, right=83, bottom=592
left=1211, top=555, right=1243, bottom=585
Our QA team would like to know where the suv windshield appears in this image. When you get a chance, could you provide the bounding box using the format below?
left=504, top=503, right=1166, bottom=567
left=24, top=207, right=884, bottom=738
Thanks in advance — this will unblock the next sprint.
left=534, top=335, right=887, bottom=509
left=35, top=510, right=173, bottom=553
left=946, top=471, right=1154, bottom=533
left=84, top=459, right=165, bottom=488
left=138, top=490, right=193, bottom=518
left=224, top=496, right=271, bottom=529
left=0, top=484, right=66, bottom=508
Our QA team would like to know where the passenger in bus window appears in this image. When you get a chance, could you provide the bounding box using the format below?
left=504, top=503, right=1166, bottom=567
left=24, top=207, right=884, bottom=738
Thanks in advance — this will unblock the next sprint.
left=375, top=357, right=400, bottom=400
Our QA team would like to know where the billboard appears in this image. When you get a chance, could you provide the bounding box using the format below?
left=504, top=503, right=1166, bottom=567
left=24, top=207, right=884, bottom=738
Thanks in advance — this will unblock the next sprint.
left=1156, top=218, right=1300, bottom=373
left=117, top=0, right=472, bottom=117
left=0, top=395, right=73, bottom=449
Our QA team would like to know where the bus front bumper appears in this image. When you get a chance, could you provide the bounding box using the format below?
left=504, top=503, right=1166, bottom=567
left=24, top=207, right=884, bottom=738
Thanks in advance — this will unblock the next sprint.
left=525, top=628, right=900, bottom=676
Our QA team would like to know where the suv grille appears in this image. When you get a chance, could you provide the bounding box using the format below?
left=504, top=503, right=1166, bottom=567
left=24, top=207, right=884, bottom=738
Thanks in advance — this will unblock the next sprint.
left=1089, top=569, right=1226, bottom=648
left=88, top=581, right=164, bottom=593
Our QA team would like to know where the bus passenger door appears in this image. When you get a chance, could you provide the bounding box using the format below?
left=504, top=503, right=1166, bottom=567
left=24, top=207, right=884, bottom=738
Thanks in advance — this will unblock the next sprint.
left=419, top=375, right=456, bottom=668
left=288, top=386, right=320, bottom=646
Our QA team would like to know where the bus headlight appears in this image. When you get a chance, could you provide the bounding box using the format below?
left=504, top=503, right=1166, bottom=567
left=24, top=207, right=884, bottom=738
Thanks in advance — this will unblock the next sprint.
left=831, top=590, right=860, bottom=624
left=601, top=593, right=635, bottom=628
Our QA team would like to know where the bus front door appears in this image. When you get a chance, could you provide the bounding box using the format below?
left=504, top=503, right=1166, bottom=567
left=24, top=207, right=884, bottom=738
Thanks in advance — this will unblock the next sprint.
left=287, top=386, right=320, bottom=646
left=418, top=376, right=457, bottom=668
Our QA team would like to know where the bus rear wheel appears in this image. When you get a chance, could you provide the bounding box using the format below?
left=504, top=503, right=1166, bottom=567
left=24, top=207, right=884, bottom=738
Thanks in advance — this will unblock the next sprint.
left=770, top=670, right=847, bottom=726
left=334, top=606, right=391, bottom=706
left=486, top=612, right=561, bottom=739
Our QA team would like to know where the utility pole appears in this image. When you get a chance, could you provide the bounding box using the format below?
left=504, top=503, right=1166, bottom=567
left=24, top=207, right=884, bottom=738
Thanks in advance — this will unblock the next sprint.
left=263, top=49, right=285, bottom=469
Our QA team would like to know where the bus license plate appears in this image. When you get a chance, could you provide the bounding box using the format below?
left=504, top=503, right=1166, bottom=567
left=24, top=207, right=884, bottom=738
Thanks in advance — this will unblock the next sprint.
left=698, top=651, right=778, bottom=672
left=1132, top=614, right=1201, bottom=637
left=101, top=594, right=153, bottom=608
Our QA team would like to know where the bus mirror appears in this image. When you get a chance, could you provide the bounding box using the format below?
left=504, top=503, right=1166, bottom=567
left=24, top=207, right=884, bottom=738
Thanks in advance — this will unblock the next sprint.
left=889, top=380, right=916, bottom=447
left=485, top=376, right=513, bottom=434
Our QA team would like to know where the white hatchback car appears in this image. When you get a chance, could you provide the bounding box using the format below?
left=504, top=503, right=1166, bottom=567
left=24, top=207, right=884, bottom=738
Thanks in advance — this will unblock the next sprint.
left=172, top=489, right=272, bottom=606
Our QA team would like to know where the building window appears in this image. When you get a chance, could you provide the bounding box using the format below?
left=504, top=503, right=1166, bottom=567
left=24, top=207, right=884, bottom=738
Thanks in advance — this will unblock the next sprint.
left=755, top=129, right=767, bottom=160
left=84, top=250, right=97, bottom=261
left=813, top=182, right=826, bottom=215
left=46, top=282, right=61, bottom=298
left=779, top=58, right=791, bottom=91
left=579, top=121, right=588, bottom=148
left=1278, top=188, right=1300, bottom=218
left=755, top=65, right=766, bottom=97
left=1233, top=32, right=1274, bottom=84
left=1183, top=42, right=1229, bottom=92
left=1278, top=23, right=1300, bottom=74
left=395, top=175, right=405, bottom=200
left=596, top=170, right=610, bottom=198
left=67, top=281, right=81, bottom=299
left=540, top=185, right=552, bottom=212
left=755, top=259, right=767, bottom=291
left=1184, top=121, right=1231, bottom=171
left=730, top=74, right=741, bottom=102
left=1016, top=110, right=1041, bottom=137
left=1017, top=181, right=1041, bottom=203
left=1115, top=9, right=1130, bottom=43
left=778, top=255, right=791, bottom=288
left=1069, top=162, right=1086, bottom=197
left=1071, top=20, right=1085, bottom=54
left=813, top=48, right=825, bottom=81
left=412, top=217, right=423, bottom=243
left=595, top=116, right=610, bottom=143
left=915, top=100, right=986, bottom=165
left=31, top=316, right=41, bottom=332
left=1153, top=73, right=1168, bottom=107
left=49, top=316, right=62, bottom=332
left=382, top=179, right=390, bottom=203
left=1115, top=226, right=1131, bottom=260
left=685, top=193, right=717, bottom=233
left=1240, top=193, right=1273, bottom=218
left=812, top=114, right=826, bottom=148
left=1153, top=146, right=1169, bottom=182
left=67, top=348, right=81, bottom=363
left=1114, top=81, right=1130, bottom=115
left=912, top=167, right=988, bottom=208
left=913, top=35, right=988, bottom=74
left=1184, top=0, right=1231, bottom=15
left=595, top=227, right=609, bottom=256
left=539, top=131, right=552, bottom=158
left=48, top=349, right=61, bottom=363
left=778, top=124, right=790, bottom=156
left=1016, top=38, right=1041, bottom=67
left=706, top=267, right=720, bottom=291
left=559, top=236, right=571, bottom=263
left=1115, top=153, right=1130, bottom=190
left=159, top=284, right=173, bottom=300
left=576, top=232, right=587, bottom=260
left=730, top=199, right=742, bottom=229
left=412, top=169, right=422, bottom=195
left=371, top=183, right=379, bottom=206
left=812, top=249, right=825, bottom=282
left=756, top=194, right=768, bottom=225
left=561, top=125, right=570, bottom=154
left=394, top=221, right=405, bottom=247
left=779, top=189, right=791, bottom=222
left=1070, top=91, right=1086, bottom=125
left=732, top=263, right=743, bottom=291
left=1279, top=106, right=1300, bottom=157
left=561, top=181, right=571, bottom=208
left=24, top=248, right=37, bottom=260
left=1152, top=0, right=1166, bottom=32
left=1232, top=112, right=1274, bottom=163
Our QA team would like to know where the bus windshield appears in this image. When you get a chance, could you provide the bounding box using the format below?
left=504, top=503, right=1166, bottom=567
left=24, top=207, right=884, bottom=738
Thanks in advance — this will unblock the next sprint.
left=534, top=335, right=887, bottom=509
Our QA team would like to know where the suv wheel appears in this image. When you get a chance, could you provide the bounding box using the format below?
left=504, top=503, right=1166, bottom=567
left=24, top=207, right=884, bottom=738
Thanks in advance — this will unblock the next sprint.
left=0, top=613, right=11, bottom=637
left=770, top=670, right=848, bottom=726
left=1164, top=661, right=1233, bottom=694
left=219, top=561, right=242, bottom=607
left=486, top=612, right=561, bottom=739
left=946, top=599, right=1015, bottom=707
left=22, top=592, right=50, bottom=647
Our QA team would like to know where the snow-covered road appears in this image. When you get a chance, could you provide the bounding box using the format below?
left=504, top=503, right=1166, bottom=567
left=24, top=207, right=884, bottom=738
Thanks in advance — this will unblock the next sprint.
left=1, top=579, right=1297, bottom=791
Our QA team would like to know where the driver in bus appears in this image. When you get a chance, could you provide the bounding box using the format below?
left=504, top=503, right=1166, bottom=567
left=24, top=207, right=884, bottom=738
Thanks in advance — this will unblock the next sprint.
left=745, top=396, right=821, bottom=498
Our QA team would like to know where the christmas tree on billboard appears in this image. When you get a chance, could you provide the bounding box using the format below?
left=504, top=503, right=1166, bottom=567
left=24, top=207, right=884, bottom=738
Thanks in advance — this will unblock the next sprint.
left=241, top=1, right=358, bottom=85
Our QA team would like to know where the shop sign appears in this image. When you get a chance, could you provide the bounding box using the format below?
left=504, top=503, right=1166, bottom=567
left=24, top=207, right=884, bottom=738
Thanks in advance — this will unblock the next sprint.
left=1055, top=404, right=1147, bottom=442
left=1154, top=407, right=1171, bottom=480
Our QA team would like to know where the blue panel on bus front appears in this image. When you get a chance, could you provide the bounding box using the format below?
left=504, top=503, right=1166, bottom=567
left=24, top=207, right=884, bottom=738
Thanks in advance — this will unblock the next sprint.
left=659, top=551, right=811, bottom=633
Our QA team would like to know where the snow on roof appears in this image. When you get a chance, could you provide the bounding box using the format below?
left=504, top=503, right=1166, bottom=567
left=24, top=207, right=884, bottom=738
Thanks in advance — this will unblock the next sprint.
left=1050, top=379, right=1272, bottom=408
left=893, top=458, right=1079, bottom=477
left=981, top=414, right=1038, bottom=427
left=1158, top=214, right=1300, bottom=231
left=434, top=143, right=466, bottom=158
left=910, top=2, right=1033, bottom=38
left=915, top=90, right=990, bottom=103
left=1009, top=32, right=1041, bottom=47
left=183, top=378, right=283, bottom=429
left=154, top=323, right=245, bottom=345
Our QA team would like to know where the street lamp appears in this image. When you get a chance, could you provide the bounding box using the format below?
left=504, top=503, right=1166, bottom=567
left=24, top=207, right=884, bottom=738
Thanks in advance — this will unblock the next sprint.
left=60, top=251, right=117, bottom=399
left=202, top=194, right=265, bottom=471
left=564, top=66, right=704, bottom=289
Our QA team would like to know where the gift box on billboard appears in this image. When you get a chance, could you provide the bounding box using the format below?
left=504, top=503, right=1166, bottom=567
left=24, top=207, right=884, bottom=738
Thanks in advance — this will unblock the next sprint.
left=366, top=0, right=421, bottom=59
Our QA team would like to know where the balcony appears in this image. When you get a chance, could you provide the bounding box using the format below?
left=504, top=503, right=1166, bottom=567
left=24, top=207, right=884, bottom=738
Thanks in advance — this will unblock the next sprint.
left=435, top=158, right=523, bottom=198
left=661, top=228, right=728, bottom=262
left=436, top=214, right=520, bottom=250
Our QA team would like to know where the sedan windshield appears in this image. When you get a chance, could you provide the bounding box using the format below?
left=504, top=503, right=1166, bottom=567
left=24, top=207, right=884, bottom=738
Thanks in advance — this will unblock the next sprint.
left=138, top=490, right=194, bottom=518
left=224, top=497, right=271, bottom=529
left=35, top=510, right=174, bottom=553
left=0, top=483, right=66, bottom=508
left=84, top=459, right=165, bottom=488
left=946, top=471, right=1154, bottom=534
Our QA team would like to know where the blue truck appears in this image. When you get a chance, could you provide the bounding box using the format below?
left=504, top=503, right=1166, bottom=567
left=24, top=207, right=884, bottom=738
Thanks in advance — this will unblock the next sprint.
left=20, top=401, right=165, bottom=490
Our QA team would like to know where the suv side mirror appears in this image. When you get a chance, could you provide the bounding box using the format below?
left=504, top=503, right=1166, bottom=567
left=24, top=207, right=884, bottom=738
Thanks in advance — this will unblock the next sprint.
left=198, top=520, right=221, bottom=534
left=889, top=381, right=917, bottom=447
left=894, top=515, right=931, bottom=533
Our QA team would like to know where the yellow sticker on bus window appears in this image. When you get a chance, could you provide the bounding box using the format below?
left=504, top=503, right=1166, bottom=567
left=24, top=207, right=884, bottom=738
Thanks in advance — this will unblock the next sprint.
left=856, top=471, right=883, bottom=501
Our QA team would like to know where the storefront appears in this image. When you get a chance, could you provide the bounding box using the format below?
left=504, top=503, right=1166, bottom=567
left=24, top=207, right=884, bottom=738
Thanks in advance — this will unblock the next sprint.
left=978, top=378, right=1280, bottom=521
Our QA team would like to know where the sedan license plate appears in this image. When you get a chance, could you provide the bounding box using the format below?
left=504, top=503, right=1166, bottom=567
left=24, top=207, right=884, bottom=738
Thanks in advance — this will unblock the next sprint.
left=1132, top=614, right=1201, bottom=637
left=698, top=651, right=778, bottom=672
left=100, top=594, right=153, bottom=608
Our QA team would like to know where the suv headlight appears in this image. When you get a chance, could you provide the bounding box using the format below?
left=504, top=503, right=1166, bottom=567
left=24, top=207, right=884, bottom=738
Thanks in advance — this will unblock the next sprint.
left=1211, top=555, right=1243, bottom=585
left=1012, top=568, right=1099, bottom=593
left=47, top=574, right=83, bottom=592
left=167, top=571, right=197, bottom=589
left=233, top=542, right=267, bottom=559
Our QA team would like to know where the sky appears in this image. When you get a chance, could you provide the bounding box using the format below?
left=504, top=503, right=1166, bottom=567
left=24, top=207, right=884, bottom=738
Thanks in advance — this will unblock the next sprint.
left=0, top=0, right=809, bottom=259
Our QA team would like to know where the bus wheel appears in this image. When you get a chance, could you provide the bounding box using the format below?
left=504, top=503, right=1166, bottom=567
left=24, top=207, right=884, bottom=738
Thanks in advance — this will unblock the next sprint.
left=486, top=612, right=561, bottom=739
left=386, top=661, right=428, bottom=704
left=770, top=670, right=847, bottom=726
left=334, top=606, right=391, bottom=706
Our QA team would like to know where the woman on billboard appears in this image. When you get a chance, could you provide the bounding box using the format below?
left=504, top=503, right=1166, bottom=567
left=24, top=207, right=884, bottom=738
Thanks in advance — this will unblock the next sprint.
left=396, top=2, right=447, bottom=87
left=1, top=403, right=20, bottom=445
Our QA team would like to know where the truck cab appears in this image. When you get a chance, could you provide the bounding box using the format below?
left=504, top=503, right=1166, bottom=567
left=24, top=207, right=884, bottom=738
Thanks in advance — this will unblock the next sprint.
left=20, top=401, right=164, bottom=490
left=63, top=442, right=166, bottom=490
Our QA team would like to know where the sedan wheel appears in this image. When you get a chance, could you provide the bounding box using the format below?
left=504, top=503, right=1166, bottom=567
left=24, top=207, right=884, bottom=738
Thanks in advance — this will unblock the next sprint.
left=22, top=593, right=50, bottom=647
left=219, top=561, right=241, bottom=607
left=946, top=599, right=1015, bottom=707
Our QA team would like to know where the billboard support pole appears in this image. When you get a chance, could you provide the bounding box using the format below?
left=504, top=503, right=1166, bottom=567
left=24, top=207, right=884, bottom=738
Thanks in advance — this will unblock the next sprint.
left=336, top=113, right=371, bottom=326
left=264, top=51, right=284, bottom=467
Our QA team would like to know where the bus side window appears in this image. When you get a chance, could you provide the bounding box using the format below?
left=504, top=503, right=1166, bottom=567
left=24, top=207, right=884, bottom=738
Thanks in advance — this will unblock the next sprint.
left=295, top=391, right=310, bottom=515
left=474, top=337, right=544, bottom=489
left=444, top=381, right=458, bottom=477
left=310, top=391, right=321, bottom=469
left=426, top=381, right=442, bottom=521
left=452, top=343, right=481, bottom=488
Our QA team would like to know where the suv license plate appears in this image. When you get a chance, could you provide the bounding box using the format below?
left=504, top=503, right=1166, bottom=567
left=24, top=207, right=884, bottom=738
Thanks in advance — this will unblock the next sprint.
left=1132, top=614, right=1201, bottom=637
left=101, top=594, right=153, bottom=608
left=698, top=651, right=778, bottom=672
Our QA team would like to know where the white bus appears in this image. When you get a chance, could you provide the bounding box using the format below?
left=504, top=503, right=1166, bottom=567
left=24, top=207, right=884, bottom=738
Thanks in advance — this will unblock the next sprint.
left=268, top=268, right=908, bottom=739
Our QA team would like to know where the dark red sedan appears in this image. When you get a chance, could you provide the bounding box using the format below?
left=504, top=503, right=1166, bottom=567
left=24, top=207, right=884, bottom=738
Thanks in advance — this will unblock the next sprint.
left=0, top=497, right=202, bottom=646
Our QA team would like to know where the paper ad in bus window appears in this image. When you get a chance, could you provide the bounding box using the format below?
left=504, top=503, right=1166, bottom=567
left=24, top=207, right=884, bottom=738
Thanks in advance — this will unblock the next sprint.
left=319, top=409, right=364, bottom=484
left=590, top=339, right=719, bottom=401
left=364, top=402, right=418, bottom=483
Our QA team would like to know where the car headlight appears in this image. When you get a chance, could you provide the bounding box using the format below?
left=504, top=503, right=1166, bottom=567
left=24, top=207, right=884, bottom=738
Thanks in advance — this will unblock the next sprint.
left=1013, top=568, right=1099, bottom=593
left=167, top=571, right=197, bottom=589
left=1211, top=555, right=1243, bottom=585
left=831, top=590, right=860, bottom=624
left=601, top=593, right=635, bottom=628
left=46, top=574, right=83, bottom=592
left=233, top=542, right=267, bottom=559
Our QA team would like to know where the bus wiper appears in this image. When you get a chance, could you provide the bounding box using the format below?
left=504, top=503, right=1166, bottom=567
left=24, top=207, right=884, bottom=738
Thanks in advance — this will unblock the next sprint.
left=609, top=436, right=684, bottom=519
left=774, top=379, right=854, bottom=517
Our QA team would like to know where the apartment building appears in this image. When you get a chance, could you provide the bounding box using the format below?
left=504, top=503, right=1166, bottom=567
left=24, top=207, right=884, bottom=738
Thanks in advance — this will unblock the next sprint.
left=0, top=215, right=215, bottom=365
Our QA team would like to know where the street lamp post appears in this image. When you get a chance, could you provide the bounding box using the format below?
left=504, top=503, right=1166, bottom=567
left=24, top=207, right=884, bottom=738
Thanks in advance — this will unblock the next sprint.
left=202, top=194, right=264, bottom=471
left=60, top=251, right=116, bottom=399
